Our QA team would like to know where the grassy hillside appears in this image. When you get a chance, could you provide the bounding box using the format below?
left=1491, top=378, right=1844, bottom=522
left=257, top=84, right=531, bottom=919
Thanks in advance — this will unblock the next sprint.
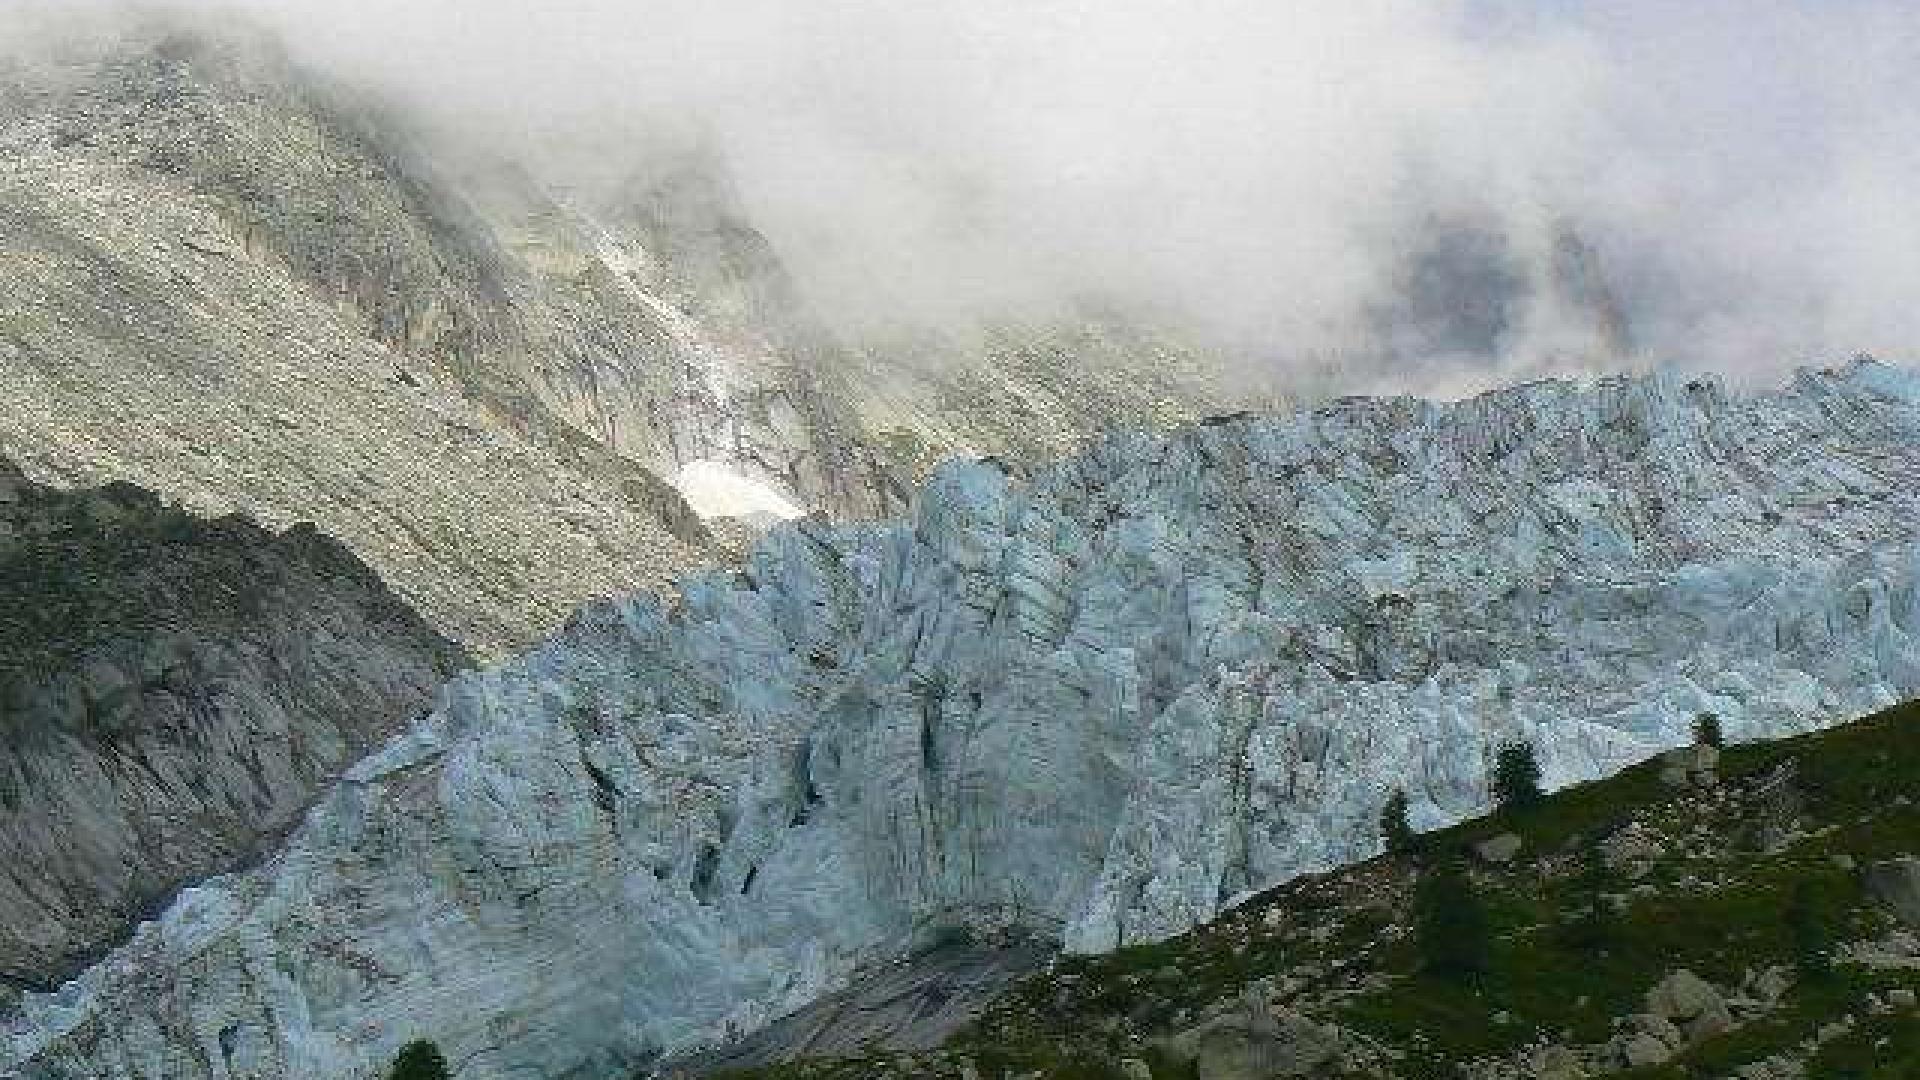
left=709, top=698, right=1920, bottom=1079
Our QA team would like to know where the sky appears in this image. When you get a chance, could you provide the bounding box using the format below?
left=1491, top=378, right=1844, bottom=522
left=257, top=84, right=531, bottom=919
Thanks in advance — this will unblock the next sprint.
left=10, top=0, right=1919, bottom=392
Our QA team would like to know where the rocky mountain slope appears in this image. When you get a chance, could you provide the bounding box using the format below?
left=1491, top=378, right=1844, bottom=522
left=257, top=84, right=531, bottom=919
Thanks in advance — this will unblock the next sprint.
left=0, top=461, right=466, bottom=1008
left=0, top=20, right=708, bottom=656
left=3, top=362, right=1915, bottom=1079
left=0, top=16, right=1233, bottom=656
left=729, top=697, right=1920, bottom=1080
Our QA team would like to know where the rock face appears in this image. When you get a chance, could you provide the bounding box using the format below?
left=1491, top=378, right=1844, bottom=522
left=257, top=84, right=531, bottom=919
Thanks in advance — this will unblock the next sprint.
left=672, top=940, right=1048, bottom=1071
left=0, top=16, right=1232, bottom=656
left=0, top=20, right=724, bottom=656
left=1162, top=1008, right=1348, bottom=1079
left=0, top=462, right=467, bottom=1005
left=5, top=364, right=1920, bottom=1079
left=1865, top=858, right=1920, bottom=927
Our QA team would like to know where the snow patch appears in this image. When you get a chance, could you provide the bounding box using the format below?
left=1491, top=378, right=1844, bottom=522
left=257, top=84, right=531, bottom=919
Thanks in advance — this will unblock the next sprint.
left=674, top=459, right=805, bottom=522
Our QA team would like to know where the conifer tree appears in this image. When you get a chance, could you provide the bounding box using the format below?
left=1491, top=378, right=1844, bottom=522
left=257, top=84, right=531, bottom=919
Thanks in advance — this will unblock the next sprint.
left=1491, top=739, right=1544, bottom=811
left=1380, top=788, right=1415, bottom=854
left=1694, top=712, right=1724, bottom=749
left=389, top=1040, right=450, bottom=1080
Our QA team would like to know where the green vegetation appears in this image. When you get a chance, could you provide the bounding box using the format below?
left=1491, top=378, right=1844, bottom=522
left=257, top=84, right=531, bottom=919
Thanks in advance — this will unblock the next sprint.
left=1550, top=847, right=1618, bottom=957
left=1412, top=859, right=1490, bottom=983
left=710, top=698, right=1920, bottom=1079
left=0, top=481, right=265, bottom=672
left=1694, top=711, right=1724, bottom=749
left=387, top=1040, right=450, bottom=1080
left=1379, top=788, right=1415, bottom=854
left=1490, top=738, right=1544, bottom=812
left=1784, top=879, right=1837, bottom=977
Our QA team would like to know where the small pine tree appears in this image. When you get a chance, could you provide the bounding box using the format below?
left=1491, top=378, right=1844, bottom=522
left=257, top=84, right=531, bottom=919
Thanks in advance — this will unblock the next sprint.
left=1694, top=712, right=1724, bottom=748
left=1413, top=859, right=1490, bottom=982
left=1491, top=739, right=1544, bottom=812
left=1380, top=788, right=1415, bottom=854
left=388, top=1040, right=450, bottom=1080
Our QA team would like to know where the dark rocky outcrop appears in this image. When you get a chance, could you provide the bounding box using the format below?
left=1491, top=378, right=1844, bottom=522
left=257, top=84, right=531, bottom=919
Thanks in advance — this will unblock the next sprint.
left=671, top=940, right=1048, bottom=1072
left=0, top=461, right=467, bottom=999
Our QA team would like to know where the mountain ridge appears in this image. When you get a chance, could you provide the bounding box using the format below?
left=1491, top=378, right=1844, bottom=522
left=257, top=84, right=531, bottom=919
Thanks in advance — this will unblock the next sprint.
left=0, top=15, right=1237, bottom=656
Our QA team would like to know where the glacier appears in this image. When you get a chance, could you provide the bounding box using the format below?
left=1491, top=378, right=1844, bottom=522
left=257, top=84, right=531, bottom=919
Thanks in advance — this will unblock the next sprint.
left=5, top=362, right=1919, bottom=1079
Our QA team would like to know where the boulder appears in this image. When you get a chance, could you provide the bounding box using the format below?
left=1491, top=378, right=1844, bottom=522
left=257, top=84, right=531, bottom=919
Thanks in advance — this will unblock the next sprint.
left=1625, top=1012, right=1684, bottom=1049
left=1476, top=833, right=1525, bottom=865
left=1528, top=1042, right=1586, bottom=1079
left=1865, top=857, right=1920, bottom=927
left=1647, top=969, right=1722, bottom=1023
left=1619, top=1033, right=1672, bottom=1068
left=1683, top=998, right=1735, bottom=1042
left=1658, top=744, right=1719, bottom=787
left=1749, top=966, right=1793, bottom=1005
left=1162, top=1009, right=1341, bottom=1079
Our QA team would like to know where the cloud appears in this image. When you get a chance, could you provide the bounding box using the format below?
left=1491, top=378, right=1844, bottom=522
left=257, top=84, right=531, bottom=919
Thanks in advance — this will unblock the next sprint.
left=15, top=0, right=1920, bottom=391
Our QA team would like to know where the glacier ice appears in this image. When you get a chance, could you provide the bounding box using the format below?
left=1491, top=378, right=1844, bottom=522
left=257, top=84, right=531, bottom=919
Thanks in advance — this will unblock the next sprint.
left=5, top=363, right=1919, bottom=1079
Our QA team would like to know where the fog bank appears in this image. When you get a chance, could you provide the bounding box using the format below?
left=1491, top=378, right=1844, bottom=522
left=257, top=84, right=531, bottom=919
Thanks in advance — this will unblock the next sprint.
left=15, top=1, right=1920, bottom=391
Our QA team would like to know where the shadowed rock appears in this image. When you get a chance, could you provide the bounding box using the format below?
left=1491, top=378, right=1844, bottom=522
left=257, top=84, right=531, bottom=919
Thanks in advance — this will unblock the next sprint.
left=671, top=939, right=1047, bottom=1071
left=0, top=462, right=467, bottom=1001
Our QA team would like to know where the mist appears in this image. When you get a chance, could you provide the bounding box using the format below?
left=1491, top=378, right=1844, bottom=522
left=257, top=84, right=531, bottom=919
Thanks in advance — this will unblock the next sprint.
left=18, top=0, right=1920, bottom=394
